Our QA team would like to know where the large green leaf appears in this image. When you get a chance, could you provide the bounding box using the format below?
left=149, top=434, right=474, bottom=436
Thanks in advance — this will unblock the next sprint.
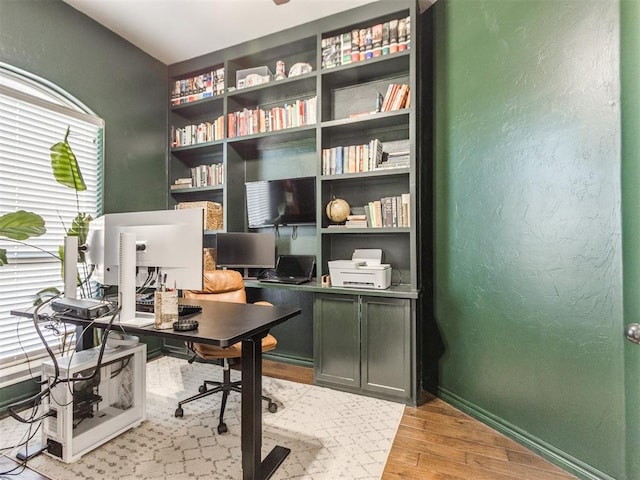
left=50, top=127, right=86, bottom=191
left=0, top=211, right=46, bottom=240
left=0, top=249, right=7, bottom=266
left=68, top=212, right=93, bottom=245
left=59, top=213, right=93, bottom=264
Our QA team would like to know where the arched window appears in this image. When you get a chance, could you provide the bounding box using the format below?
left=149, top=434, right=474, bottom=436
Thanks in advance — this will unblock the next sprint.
left=0, top=63, right=103, bottom=372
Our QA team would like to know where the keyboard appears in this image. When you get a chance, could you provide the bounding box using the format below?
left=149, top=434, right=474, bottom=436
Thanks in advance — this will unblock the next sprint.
left=177, top=304, right=202, bottom=318
left=135, top=300, right=202, bottom=318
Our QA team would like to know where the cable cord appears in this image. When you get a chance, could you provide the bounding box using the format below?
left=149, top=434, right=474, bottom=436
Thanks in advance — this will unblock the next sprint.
left=5, top=302, right=120, bottom=424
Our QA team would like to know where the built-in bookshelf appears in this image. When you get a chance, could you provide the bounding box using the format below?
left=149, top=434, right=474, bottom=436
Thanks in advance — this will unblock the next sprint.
left=168, top=0, right=419, bottom=288
left=167, top=0, right=425, bottom=403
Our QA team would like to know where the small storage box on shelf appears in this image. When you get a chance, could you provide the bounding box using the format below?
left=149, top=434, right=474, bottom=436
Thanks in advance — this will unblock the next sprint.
left=177, top=201, right=223, bottom=230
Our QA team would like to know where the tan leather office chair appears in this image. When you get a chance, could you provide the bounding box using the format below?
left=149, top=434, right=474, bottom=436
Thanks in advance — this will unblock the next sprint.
left=174, top=269, right=278, bottom=434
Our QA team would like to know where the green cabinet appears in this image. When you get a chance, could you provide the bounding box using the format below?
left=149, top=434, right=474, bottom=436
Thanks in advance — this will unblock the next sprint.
left=314, top=294, right=360, bottom=388
left=314, top=293, right=413, bottom=402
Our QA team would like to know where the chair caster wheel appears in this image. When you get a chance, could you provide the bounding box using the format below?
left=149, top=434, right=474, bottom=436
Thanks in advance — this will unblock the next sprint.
left=198, top=385, right=207, bottom=394
left=268, top=402, right=278, bottom=413
left=175, top=407, right=183, bottom=418
left=217, top=423, right=228, bottom=434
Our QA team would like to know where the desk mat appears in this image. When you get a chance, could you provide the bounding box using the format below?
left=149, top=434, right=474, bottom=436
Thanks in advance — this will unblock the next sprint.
left=1, top=355, right=403, bottom=480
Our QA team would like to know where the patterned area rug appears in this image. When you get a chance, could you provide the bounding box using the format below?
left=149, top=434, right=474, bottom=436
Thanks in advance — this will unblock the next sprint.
left=1, top=356, right=403, bottom=479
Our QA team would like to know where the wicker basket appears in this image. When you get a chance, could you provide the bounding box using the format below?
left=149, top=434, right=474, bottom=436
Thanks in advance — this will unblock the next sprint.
left=203, top=248, right=216, bottom=271
left=177, top=201, right=223, bottom=231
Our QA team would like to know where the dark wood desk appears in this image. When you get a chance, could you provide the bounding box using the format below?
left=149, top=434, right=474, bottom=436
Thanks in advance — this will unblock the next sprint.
left=13, top=298, right=301, bottom=480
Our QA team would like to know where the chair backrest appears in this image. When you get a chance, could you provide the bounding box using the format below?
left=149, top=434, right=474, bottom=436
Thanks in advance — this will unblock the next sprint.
left=184, top=269, right=247, bottom=303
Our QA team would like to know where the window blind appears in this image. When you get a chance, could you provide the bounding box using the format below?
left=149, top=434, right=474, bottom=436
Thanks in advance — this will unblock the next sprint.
left=0, top=68, right=103, bottom=368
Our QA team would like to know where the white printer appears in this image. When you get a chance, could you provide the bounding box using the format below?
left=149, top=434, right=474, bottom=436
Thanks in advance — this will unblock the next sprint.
left=328, top=249, right=391, bottom=289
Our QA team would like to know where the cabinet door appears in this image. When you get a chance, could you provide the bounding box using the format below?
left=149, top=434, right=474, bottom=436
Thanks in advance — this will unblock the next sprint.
left=361, top=296, right=411, bottom=399
left=314, top=294, right=360, bottom=388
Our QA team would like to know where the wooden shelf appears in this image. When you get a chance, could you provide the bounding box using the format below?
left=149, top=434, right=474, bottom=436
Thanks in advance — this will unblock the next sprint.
left=170, top=185, right=223, bottom=194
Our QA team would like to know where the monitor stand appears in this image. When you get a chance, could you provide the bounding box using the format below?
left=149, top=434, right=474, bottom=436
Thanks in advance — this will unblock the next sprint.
left=241, top=268, right=258, bottom=280
left=117, top=232, right=154, bottom=327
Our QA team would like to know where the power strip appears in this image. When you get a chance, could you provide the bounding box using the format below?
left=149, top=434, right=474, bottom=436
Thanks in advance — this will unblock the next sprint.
left=51, top=298, right=111, bottom=319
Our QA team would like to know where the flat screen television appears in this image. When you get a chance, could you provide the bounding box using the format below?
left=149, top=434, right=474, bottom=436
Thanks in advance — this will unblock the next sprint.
left=245, top=176, right=316, bottom=228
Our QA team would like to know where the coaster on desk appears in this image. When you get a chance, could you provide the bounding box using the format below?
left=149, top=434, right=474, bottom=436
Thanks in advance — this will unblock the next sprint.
left=173, top=320, right=199, bottom=332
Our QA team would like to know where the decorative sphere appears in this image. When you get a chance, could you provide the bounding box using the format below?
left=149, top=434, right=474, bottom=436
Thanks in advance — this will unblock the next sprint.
left=326, top=198, right=350, bottom=223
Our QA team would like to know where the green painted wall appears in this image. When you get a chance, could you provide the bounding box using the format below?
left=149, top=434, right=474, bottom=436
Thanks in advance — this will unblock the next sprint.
left=0, top=0, right=168, bottom=214
left=432, top=1, right=624, bottom=478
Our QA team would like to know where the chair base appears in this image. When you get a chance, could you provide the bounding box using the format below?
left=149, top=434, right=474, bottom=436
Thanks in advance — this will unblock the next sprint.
left=175, top=360, right=277, bottom=434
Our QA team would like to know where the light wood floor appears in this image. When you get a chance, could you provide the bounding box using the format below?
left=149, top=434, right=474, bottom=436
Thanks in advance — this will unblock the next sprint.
left=263, top=360, right=577, bottom=480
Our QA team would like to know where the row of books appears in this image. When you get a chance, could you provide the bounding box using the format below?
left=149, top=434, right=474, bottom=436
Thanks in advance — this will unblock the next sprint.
left=171, top=68, right=225, bottom=106
left=322, top=15, right=411, bottom=69
left=380, top=84, right=410, bottom=112
left=170, top=116, right=225, bottom=148
left=322, top=137, right=411, bottom=175
left=170, top=163, right=224, bottom=190
left=365, top=194, right=411, bottom=228
left=339, top=194, right=410, bottom=228
left=321, top=139, right=383, bottom=175
left=227, top=97, right=317, bottom=138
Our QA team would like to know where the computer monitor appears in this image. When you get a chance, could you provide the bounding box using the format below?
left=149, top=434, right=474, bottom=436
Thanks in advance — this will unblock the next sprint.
left=84, top=209, right=203, bottom=323
left=214, top=232, right=276, bottom=269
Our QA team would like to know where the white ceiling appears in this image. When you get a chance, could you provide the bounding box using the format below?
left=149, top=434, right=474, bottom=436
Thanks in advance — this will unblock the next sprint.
left=62, top=0, right=382, bottom=65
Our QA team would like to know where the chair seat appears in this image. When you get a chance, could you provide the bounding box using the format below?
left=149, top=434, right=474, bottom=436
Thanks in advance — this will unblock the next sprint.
left=193, top=333, right=277, bottom=359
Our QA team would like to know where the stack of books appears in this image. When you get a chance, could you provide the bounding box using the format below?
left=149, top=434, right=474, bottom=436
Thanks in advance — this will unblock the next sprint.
left=378, top=138, right=410, bottom=169
left=170, top=178, right=193, bottom=190
left=345, top=214, right=368, bottom=228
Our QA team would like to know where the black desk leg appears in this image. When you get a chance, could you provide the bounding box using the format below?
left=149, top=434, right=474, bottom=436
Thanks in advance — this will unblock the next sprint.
left=76, top=324, right=94, bottom=350
left=241, top=336, right=290, bottom=480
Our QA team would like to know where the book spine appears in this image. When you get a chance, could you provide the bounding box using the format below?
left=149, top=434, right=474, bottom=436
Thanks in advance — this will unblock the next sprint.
left=401, top=193, right=410, bottom=227
left=389, top=19, right=398, bottom=54
left=372, top=23, right=382, bottom=57
left=365, top=27, right=373, bottom=59
left=351, top=29, right=360, bottom=62
left=382, top=22, right=390, bottom=56
left=341, top=32, right=352, bottom=65
left=336, top=146, right=343, bottom=175
left=398, top=18, right=407, bottom=52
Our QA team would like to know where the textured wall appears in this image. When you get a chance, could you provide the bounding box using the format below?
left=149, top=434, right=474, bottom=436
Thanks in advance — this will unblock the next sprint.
left=433, top=1, right=624, bottom=478
left=0, top=0, right=169, bottom=214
